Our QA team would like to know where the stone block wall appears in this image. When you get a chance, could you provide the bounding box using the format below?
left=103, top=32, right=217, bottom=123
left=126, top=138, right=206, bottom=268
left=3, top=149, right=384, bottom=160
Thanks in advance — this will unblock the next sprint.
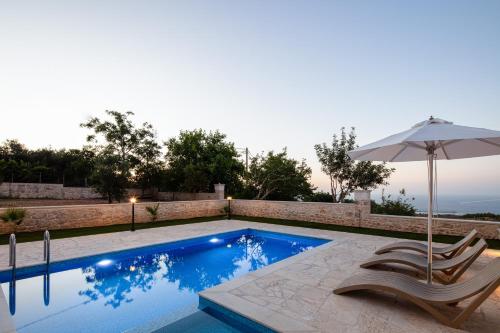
left=231, top=198, right=500, bottom=240
left=1, top=188, right=498, bottom=239
left=0, top=182, right=224, bottom=201
left=0, top=200, right=226, bottom=234
left=0, top=183, right=65, bottom=199
left=231, top=200, right=361, bottom=226
left=0, top=182, right=104, bottom=199
left=364, top=214, right=499, bottom=239
left=156, top=192, right=220, bottom=201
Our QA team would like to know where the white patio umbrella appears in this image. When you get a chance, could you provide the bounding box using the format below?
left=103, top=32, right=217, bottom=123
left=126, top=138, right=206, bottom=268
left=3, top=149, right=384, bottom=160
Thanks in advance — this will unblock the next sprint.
left=348, top=117, right=500, bottom=283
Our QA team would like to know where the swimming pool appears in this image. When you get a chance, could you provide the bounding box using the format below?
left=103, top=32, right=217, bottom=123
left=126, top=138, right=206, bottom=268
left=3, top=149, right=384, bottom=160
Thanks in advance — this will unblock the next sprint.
left=0, top=229, right=329, bottom=333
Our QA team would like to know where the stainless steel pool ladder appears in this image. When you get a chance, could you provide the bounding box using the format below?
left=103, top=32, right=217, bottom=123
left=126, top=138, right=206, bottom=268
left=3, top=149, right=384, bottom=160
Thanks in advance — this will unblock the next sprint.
left=44, top=230, right=50, bottom=264
left=9, top=233, right=16, bottom=268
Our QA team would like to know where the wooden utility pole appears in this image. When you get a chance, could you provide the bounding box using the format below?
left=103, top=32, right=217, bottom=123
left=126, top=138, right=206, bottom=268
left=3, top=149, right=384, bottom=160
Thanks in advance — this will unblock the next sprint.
left=245, top=147, right=249, bottom=171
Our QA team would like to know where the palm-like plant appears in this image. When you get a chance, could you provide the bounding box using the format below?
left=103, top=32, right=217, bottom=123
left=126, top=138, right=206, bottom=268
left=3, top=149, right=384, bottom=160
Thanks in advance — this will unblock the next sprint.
left=145, top=203, right=160, bottom=222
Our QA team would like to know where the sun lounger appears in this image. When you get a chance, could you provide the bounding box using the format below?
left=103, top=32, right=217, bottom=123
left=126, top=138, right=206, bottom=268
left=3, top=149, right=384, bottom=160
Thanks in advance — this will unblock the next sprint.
left=361, top=239, right=487, bottom=284
left=334, top=258, right=500, bottom=328
left=375, top=229, right=478, bottom=259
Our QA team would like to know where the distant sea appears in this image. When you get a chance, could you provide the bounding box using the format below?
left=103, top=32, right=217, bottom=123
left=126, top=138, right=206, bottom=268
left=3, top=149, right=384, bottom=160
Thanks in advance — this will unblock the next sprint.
left=409, top=194, right=500, bottom=215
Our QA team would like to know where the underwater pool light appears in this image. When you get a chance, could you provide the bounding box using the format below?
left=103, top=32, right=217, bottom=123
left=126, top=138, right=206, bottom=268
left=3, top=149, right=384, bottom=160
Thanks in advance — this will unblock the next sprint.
left=97, top=259, right=113, bottom=267
left=209, top=238, right=220, bottom=243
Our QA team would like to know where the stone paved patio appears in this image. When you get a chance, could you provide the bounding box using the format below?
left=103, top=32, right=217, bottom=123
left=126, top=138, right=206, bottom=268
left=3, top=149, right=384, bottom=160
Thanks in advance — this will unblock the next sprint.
left=0, top=219, right=499, bottom=333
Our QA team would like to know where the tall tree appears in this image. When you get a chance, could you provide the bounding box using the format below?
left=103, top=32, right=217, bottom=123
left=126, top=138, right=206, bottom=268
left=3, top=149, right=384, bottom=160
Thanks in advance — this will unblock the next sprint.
left=65, top=148, right=96, bottom=187
left=90, top=152, right=128, bottom=203
left=243, top=149, right=314, bottom=200
left=314, top=127, right=394, bottom=202
left=164, top=129, right=244, bottom=193
left=134, top=127, right=163, bottom=193
left=81, top=110, right=159, bottom=201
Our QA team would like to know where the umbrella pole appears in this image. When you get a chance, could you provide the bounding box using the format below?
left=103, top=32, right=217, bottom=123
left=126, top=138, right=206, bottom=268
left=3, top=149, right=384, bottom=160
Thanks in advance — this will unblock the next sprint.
left=427, top=151, right=434, bottom=284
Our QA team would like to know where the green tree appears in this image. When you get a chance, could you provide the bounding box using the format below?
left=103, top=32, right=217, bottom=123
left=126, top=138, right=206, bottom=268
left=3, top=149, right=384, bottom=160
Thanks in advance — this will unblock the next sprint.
left=0, top=139, right=96, bottom=185
left=65, top=148, right=96, bottom=187
left=0, top=140, right=29, bottom=161
left=243, top=149, right=314, bottom=200
left=134, top=127, right=163, bottom=194
left=81, top=111, right=159, bottom=201
left=0, top=160, right=18, bottom=183
left=81, top=111, right=147, bottom=178
left=164, top=129, right=244, bottom=194
left=32, top=165, right=51, bottom=183
left=90, top=152, right=128, bottom=203
left=315, top=127, right=394, bottom=203
left=0, top=140, right=30, bottom=183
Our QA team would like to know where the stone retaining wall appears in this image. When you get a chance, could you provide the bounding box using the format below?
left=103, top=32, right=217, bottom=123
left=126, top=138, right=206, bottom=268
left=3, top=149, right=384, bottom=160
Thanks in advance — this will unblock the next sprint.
left=231, top=199, right=362, bottom=226
left=156, top=192, right=220, bottom=201
left=364, top=214, right=499, bottom=239
left=0, top=182, right=225, bottom=201
left=0, top=200, right=226, bottom=234
left=0, top=182, right=104, bottom=199
left=1, top=191, right=498, bottom=239
left=231, top=198, right=500, bottom=240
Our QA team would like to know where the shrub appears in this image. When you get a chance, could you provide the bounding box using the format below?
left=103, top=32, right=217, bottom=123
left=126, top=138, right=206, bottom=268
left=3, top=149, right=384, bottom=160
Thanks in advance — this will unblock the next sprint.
left=303, top=191, right=334, bottom=202
left=371, top=189, right=416, bottom=216
left=145, top=203, right=160, bottom=222
left=303, top=191, right=355, bottom=203
left=1, top=207, right=26, bottom=225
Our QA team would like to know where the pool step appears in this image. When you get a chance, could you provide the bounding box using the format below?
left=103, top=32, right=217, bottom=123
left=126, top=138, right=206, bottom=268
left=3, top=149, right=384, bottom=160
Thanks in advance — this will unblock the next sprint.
left=151, top=310, right=242, bottom=333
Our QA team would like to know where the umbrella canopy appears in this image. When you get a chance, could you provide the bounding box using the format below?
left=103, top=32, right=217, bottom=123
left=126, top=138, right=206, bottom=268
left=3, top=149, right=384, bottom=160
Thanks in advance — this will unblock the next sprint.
left=348, top=117, right=500, bottom=284
left=349, top=117, right=500, bottom=162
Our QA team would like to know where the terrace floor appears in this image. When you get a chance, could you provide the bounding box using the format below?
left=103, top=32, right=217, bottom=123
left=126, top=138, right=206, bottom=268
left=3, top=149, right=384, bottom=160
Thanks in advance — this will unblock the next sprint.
left=0, top=219, right=499, bottom=333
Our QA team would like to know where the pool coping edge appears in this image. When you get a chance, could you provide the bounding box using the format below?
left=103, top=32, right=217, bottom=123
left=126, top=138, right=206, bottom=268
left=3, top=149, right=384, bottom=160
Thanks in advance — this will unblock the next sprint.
left=199, top=239, right=337, bottom=332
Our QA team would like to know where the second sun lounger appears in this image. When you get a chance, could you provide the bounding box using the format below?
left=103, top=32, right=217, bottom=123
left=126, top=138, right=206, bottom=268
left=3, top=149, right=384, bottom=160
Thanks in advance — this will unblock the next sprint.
left=375, top=229, right=478, bottom=259
left=361, top=239, right=487, bottom=284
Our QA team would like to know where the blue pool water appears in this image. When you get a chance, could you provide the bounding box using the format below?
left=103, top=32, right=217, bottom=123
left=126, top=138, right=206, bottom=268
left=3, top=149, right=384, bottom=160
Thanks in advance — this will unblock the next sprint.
left=0, top=229, right=329, bottom=333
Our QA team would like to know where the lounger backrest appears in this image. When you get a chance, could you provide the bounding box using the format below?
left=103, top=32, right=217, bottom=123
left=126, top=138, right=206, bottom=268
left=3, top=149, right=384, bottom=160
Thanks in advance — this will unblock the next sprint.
left=446, top=239, right=488, bottom=284
left=445, top=229, right=478, bottom=255
left=446, top=238, right=487, bottom=268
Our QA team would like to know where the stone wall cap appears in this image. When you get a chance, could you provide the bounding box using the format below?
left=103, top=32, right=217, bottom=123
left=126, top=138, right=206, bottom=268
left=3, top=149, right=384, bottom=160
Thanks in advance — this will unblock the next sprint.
left=0, top=199, right=226, bottom=210
left=232, top=199, right=356, bottom=206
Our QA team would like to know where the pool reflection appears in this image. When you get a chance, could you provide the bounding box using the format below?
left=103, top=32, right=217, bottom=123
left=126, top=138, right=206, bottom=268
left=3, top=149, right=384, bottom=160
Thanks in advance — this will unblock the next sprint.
left=77, top=235, right=308, bottom=308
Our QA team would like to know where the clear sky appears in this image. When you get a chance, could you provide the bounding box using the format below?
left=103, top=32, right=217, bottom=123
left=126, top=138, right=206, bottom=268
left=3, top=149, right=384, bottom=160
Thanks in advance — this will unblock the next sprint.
left=1, top=1, right=499, bottom=197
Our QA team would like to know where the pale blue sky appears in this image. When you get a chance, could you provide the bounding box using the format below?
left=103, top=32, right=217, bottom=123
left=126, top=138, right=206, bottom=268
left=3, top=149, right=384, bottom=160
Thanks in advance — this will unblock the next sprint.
left=1, top=1, right=499, bottom=196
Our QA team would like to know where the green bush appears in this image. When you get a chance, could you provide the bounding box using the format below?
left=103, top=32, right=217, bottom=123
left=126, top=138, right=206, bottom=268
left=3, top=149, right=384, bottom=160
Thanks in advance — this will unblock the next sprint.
left=371, top=189, right=416, bottom=216
left=303, top=191, right=334, bottom=202
left=1, top=207, right=26, bottom=225
left=303, top=191, right=355, bottom=203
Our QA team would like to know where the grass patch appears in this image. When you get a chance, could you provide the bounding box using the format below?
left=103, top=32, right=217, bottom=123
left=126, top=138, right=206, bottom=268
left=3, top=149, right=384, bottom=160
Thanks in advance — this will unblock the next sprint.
left=0, top=215, right=226, bottom=245
left=234, top=215, right=500, bottom=250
